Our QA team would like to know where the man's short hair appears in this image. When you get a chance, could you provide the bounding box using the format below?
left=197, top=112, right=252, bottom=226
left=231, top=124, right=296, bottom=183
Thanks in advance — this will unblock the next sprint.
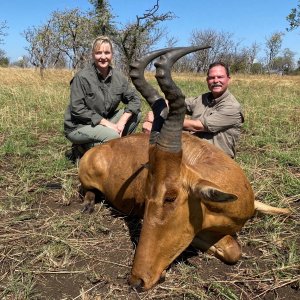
left=207, top=62, right=230, bottom=77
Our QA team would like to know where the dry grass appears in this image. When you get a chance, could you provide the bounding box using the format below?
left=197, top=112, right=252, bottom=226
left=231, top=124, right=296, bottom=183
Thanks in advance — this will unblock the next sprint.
left=0, top=67, right=299, bottom=299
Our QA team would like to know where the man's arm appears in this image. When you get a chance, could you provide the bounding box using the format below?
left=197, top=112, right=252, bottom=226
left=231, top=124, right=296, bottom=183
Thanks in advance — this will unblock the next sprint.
left=183, top=119, right=205, bottom=132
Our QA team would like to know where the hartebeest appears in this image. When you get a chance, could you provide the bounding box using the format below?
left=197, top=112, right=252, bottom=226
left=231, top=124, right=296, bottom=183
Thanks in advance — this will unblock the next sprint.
left=78, top=46, right=290, bottom=291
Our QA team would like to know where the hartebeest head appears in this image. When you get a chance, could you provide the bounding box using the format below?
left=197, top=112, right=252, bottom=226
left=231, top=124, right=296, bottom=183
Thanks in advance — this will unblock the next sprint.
left=129, top=46, right=215, bottom=290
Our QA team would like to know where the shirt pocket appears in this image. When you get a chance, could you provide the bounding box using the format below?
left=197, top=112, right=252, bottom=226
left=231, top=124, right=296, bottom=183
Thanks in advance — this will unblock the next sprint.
left=110, top=88, right=123, bottom=105
left=85, top=92, right=97, bottom=109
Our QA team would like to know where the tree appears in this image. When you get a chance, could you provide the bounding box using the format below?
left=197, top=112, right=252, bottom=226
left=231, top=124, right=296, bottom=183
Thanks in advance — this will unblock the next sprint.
left=264, top=31, right=284, bottom=73
left=11, top=56, right=30, bottom=68
left=23, top=1, right=175, bottom=73
left=286, top=0, right=300, bottom=31
left=230, top=49, right=250, bottom=73
left=0, top=20, right=8, bottom=44
left=245, top=42, right=260, bottom=73
left=0, top=49, right=9, bottom=66
left=250, top=62, right=264, bottom=74
left=273, top=48, right=296, bottom=74
left=88, top=0, right=116, bottom=36
left=24, top=9, right=95, bottom=71
left=229, top=42, right=260, bottom=73
left=113, top=0, right=175, bottom=75
left=50, top=9, right=95, bottom=70
left=0, top=20, right=8, bottom=66
left=23, top=20, right=59, bottom=76
left=189, top=29, right=237, bottom=72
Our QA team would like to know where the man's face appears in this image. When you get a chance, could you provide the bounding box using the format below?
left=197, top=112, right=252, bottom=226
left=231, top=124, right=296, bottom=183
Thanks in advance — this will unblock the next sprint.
left=206, top=65, right=231, bottom=98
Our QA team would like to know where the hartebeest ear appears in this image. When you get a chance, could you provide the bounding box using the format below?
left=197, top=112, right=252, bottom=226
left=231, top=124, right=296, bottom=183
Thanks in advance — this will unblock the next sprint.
left=183, top=164, right=238, bottom=203
left=194, top=180, right=238, bottom=203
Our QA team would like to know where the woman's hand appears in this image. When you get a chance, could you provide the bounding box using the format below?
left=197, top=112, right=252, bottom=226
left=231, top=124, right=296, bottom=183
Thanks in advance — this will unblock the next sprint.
left=100, top=119, right=119, bottom=133
left=116, top=122, right=126, bottom=135
left=116, top=112, right=132, bottom=136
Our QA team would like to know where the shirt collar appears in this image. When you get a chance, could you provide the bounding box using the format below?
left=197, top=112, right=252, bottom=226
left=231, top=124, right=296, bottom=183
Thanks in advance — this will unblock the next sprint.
left=93, top=63, right=113, bottom=81
left=207, top=89, right=230, bottom=106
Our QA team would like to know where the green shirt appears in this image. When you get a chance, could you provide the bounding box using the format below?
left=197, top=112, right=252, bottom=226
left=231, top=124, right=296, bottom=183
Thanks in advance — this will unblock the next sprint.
left=185, top=90, right=244, bottom=158
left=64, top=63, right=141, bottom=135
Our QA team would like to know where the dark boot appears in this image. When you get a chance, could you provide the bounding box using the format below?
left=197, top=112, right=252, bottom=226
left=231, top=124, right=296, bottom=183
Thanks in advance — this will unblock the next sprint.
left=65, top=144, right=87, bottom=163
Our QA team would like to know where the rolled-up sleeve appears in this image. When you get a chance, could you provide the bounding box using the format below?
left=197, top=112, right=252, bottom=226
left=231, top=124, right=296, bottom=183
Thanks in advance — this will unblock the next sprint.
left=185, top=96, right=199, bottom=115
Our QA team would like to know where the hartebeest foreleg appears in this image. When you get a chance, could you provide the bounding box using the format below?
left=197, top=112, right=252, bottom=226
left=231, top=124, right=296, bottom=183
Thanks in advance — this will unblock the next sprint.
left=191, top=233, right=242, bottom=264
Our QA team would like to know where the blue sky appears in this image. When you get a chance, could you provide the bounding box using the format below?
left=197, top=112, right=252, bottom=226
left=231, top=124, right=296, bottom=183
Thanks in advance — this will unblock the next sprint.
left=1, top=0, right=299, bottom=62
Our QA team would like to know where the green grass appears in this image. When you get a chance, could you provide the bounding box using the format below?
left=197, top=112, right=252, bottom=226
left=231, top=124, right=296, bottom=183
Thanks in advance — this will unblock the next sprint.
left=0, top=68, right=299, bottom=299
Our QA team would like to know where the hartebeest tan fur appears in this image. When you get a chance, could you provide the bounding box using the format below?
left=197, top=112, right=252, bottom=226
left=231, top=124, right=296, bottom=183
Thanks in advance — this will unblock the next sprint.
left=78, top=46, right=290, bottom=291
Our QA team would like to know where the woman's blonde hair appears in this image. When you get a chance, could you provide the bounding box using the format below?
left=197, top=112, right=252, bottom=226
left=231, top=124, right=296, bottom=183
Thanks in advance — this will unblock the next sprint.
left=91, top=36, right=114, bottom=54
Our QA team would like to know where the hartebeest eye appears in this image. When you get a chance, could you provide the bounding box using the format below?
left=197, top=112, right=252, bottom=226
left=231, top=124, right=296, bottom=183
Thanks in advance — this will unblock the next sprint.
left=164, top=191, right=178, bottom=203
left=164, top=196, right=176, bottom=203
left=164, top=187, right=178, bottom=204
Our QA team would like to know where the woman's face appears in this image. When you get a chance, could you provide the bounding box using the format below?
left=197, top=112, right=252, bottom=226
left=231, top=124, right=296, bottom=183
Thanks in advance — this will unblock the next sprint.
left=92, top=42, right=113, bottom=73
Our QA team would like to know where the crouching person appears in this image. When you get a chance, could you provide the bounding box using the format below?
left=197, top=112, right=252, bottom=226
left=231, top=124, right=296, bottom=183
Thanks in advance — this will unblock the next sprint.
left=64, top=36, right=141, bottom=162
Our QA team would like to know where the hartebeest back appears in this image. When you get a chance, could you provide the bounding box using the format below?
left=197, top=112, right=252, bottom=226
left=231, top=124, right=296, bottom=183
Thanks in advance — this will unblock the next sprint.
left=79, top=46, right=290, bottom=291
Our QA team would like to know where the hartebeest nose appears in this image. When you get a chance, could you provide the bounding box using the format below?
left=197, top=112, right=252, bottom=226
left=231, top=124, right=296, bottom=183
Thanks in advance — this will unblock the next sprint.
left=129, top=270, right=166, bottom=291
left=128, top=275, right=145, bottom=292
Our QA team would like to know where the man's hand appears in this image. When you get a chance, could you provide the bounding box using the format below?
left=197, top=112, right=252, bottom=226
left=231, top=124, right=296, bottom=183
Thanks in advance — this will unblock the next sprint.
left=141, top=111, right=154, bottom=134
left=144, top=111, right=154, bottom=123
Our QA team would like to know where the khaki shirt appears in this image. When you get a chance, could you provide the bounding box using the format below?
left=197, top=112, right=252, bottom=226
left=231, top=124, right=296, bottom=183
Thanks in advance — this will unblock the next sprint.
left=185, top=90, right=244, bottom=158
left=64, top=63, right=141, bottom=135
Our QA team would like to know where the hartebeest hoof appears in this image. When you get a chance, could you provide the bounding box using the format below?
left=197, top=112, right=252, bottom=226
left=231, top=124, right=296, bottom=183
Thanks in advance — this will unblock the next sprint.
left=81, top=190, right=96, bottom=214
left=81, top=203, right=94, bottom=214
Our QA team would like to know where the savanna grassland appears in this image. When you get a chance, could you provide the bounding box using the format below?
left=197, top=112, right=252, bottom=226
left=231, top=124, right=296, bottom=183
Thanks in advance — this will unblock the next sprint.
left=0, top=67, right=299, bottom=299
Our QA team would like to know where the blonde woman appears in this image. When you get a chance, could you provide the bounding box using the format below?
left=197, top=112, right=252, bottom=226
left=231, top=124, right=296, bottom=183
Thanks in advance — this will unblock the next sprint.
left=64, top=36, right=141, bottom=161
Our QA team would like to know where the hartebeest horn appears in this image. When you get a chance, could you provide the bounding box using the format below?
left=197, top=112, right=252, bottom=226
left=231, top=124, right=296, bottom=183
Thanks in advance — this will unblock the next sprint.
left=130, top=48, right=180, bottom=144
left=154, top=46, right=211, bottom=152
left=130, top=48, right=178, bottom=105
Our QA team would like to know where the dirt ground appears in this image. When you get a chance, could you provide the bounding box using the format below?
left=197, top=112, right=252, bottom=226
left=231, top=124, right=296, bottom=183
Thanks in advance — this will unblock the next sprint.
left=1, top=164, right=299, bottom=299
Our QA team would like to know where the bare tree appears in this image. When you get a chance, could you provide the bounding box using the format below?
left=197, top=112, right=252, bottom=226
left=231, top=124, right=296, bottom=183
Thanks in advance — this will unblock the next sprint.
left=230, top=42, right=261, bottom=73
left=172, top=55, right=195, bottom=73
left=265, top=31, right=284, bottom=73
left=0, top=20, right=8, bottom=44
left=165, top=35, right=178, bottom=48
left=0, top=20, right=8, bottom=65
left=189, top=29, right=237, bottom=72
left=24, top=9, right=95, bottom=71
left=246, top=42, right=260, bottom=72
left=113, top=0, right=175, bottom=75
left=23, top=20, right=58, bottom=77
left=50, top=8, right=95, bottom=69
left=22, top=1, right=175, bottom=73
